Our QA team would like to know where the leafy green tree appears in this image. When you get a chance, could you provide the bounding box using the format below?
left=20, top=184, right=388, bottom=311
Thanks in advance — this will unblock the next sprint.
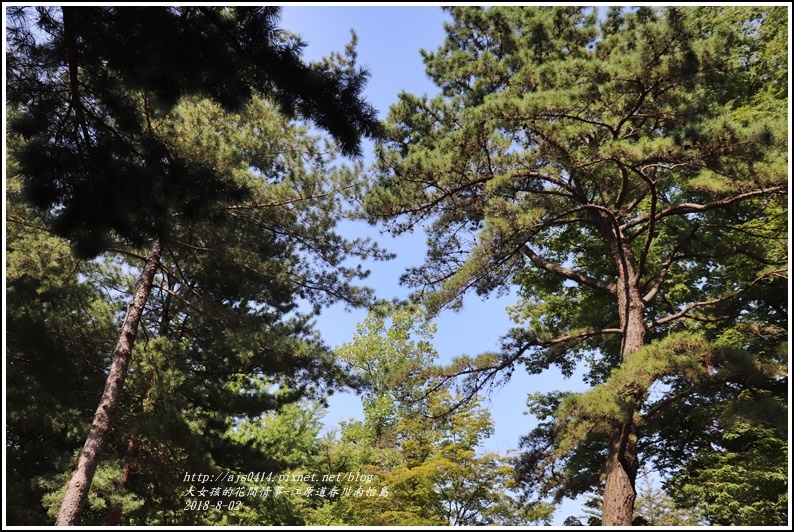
left=335, top=302, right=438, bottom=444
left=6, top=6, right=384, bottom=525
left=633, top=470, right=704, bottom=526
left=311, top=303, right=552, bottom=526
left=202, top=401, right=328, bottom=526
left=363, top=6, right=786, bottom=525
left=665, top=423, right=787, bottom=526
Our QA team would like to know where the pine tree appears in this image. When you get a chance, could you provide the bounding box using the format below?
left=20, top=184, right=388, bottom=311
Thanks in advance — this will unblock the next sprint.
left=362, top=6, right=786, bottom=525
left=5, top=169, right=121, bottom=525
left=6, top=6, right=382, bottom=525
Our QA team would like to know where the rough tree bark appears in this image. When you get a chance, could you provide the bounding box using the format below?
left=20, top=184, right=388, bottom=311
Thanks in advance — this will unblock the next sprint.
left=55, top=239, right=162, bottom=526
left=599, top=218, right=645, bottom=526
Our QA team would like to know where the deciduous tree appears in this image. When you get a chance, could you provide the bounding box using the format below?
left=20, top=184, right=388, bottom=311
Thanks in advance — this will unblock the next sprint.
left=312, top=303, right=551, bottom=526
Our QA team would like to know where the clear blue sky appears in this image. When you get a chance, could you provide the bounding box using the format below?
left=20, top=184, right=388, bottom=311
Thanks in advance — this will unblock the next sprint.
left=279, top=5, right=589, bottom=524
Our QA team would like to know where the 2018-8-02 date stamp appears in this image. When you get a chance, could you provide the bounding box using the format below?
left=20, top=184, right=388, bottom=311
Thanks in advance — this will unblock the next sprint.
left=182, top=470, right=389, bottom=512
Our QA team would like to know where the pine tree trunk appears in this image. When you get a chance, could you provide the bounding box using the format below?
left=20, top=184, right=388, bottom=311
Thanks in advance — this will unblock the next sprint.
left=601, top=284, right=644, bottom=525
left=55, top=239, right=162, bottom=526
left=598, top=219, right=645, bottom=526
left=602, top=420, right=639, bottom=526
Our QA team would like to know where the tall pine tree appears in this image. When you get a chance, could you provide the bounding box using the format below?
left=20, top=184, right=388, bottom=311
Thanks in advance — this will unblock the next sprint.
left=363, top=6, right=786, bottom=525
left=6, top=6, right=383, bottom=525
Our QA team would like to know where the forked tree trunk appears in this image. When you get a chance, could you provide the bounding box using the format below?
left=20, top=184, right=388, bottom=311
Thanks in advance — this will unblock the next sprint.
left=55, top=239, right=162, bottom=526
left=603, top=419, right=640, bottom=526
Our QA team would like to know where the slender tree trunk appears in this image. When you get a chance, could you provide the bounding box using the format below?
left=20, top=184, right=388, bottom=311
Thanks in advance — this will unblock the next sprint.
left=598, top=217, right=645, bottom=526
left=55, top=239, right=162, bottom=526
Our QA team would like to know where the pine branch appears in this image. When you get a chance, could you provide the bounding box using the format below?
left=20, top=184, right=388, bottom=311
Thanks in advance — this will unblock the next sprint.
left=523, top=245, right=617, bottom=296
left=623, top=185, right=786, bottom=234
left=641, top=224, right=699, bottom=304
left=62, top=7, right=92, bottom=148
left=646, top=268, right=788, bottom=329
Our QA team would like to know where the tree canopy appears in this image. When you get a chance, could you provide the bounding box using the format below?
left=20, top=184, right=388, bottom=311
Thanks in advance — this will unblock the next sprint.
left=312, top=302, right=551, bottom=526
left=363, top=5, right=787, bottom=525
left=4, top=5, right=788, bottom=527
left=6, top=5, right=382, bottom=257
left=5, top=5, right=386, bottom=525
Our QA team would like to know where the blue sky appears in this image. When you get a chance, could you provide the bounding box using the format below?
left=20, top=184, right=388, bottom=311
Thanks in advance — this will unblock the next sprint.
left=278, top=4, right=583, bottom=449
left=279, top=5, right=589, bottom=524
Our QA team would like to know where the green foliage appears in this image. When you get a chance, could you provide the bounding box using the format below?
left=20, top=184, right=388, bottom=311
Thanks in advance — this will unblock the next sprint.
left=335, top=301, right=438, bottom=442
left=192, top=402, right=328, bottom=526
left=6, top=5, right=382, bottom=257
left=668, top=423, right=787, bottom=526
left=363, top=5, right=787, bottom=524
left=311, top=304, right=553, bottom=526
left=7, top=5, right=787, bottom=526
left=5, top=10, right=387, bottom=523
left=40, top=460, right=145, bottom=523
left=5, top=168, right=122, bottom=524
left=552, top=331, right=720, bottom=457
left=71, top=94, right=382, bottom=524
left=632, top=471, right=704, bottom=526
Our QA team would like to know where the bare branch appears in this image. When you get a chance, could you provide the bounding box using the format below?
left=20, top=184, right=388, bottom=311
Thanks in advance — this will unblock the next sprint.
left=623, top=185, right=786, bottom=234
left=523, top=245, right=617, bottom=296
left=646, top=268, right=788, bottom=329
